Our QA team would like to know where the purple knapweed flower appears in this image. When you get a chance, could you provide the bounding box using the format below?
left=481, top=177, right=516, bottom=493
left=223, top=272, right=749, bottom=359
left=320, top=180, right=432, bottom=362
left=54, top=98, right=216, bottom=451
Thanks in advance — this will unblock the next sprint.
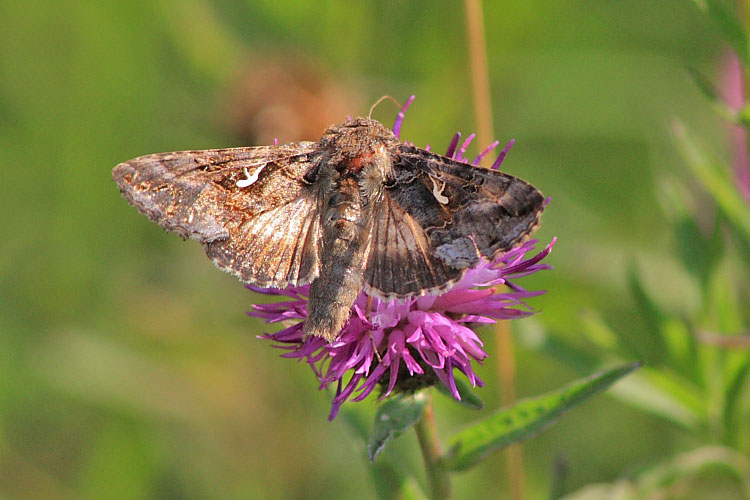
left=249, top=97, right=555, bottom=420
left=722, top=51, right=750, bottom=201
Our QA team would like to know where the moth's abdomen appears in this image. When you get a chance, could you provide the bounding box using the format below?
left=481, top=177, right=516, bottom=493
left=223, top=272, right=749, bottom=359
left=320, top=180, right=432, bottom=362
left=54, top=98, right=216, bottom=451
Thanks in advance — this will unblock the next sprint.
left=323, top=207, right=359, bottom=246
left=304, top=177, right=371, bottom=341
left=305, top=210, right=368, bottom=341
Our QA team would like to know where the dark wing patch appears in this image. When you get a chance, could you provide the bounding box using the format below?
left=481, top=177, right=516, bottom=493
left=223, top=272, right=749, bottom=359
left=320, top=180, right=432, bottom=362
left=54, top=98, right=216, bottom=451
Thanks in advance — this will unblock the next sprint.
left=397, top=144, right=545, bottom=264
left=112, top=144, right=321, bottom=287
left=363, top=188, right=465, bottom=299
left=363, top=144, right=544, bottom=297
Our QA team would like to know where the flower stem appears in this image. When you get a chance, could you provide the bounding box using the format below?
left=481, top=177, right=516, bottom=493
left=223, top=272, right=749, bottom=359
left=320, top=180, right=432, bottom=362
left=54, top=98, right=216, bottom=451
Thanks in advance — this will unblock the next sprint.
left=463, top=0, right=494, bottom=166
left=496, top=326, right=526, bottom=500
left=414, top=394, right=451, bottom=500
left=463, top=0, right=526, bottom=498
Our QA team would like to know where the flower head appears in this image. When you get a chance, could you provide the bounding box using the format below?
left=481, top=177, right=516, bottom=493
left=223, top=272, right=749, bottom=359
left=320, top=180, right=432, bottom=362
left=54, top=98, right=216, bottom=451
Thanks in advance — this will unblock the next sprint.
left=249, top=97, right=555, bottom=420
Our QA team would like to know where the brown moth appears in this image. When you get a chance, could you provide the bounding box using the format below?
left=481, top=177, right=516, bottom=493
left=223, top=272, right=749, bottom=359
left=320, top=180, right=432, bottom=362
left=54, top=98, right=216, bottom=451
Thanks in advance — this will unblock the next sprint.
left=113, top=117, right=544, bottom=342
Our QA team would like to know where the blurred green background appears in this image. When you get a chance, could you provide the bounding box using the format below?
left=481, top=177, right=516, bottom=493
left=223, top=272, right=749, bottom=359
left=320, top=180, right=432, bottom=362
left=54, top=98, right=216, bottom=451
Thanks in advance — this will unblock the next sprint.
left=2, top=1, right=748, bottom=499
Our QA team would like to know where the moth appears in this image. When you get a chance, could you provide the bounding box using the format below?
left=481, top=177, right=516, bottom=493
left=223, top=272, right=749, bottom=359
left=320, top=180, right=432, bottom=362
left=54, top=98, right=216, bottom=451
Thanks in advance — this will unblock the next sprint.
left=113, top=116, right=544, bottom=342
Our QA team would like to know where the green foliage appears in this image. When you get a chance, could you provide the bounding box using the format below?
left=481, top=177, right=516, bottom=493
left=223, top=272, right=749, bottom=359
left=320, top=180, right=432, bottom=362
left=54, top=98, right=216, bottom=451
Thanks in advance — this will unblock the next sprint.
left=534, top=226, right=748, bottom=441
left=342, top=407, right=429, bottom=500
left=443, top=363, right=640, bottom=472
left=526, top=4, right=750, bottom=498
left=526, top=46, right=750, bottom=451
left=673, top=122, right=750, bottom=248
left=368, top=393, right=428, bottom=462
left=690, top=0, right=750, bottom=65
left=357, top=364, right=637, bottom=495
left=560, top=446, right=750, bottom=500
left=658, top=177, right=724, bottom=288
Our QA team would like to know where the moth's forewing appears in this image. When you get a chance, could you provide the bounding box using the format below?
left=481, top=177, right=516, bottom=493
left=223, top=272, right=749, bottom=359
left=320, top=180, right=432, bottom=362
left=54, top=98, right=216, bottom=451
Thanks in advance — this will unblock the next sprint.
left=363, top=145, right=544, bottom=299
left=113, top=144, right=322, bottom=287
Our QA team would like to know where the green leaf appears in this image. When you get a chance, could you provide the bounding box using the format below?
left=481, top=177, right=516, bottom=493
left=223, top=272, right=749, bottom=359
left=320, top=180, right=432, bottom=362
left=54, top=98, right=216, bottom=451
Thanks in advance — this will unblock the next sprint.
left=560, top=446, right=750, bottom=500
left=658, top=178, right=723, bottom=290
left=660, top=318, right=699, bottom=380
left=672, top=122, right=750, bottom=248
left=579, top=309, right=622, bottom=352
left=580, top=309, right=653, bottom=363
left=686, top=66, right=719, bottom=102
left=368, top=392, right=428, bottom=461
left=722, top=354, right=750, bottom=445
left=686, top=67, right=750, bottom=127
left=520, top=319, right=704, bottom=428
left=628, top=263, right=667, bottom=362
left=736, top=105, right=750, bottom=127
left=707, top=268, right=745, bottom=333
left=516, top=323, right=700, bottom=427
left=610, top=365, right=706, bottom=429
left=436, top=377, right=484, bottom=409
left=443, top=363, right=640, bottom=472
left=690, top=0, right=750, bottom=66
left=341, top=407, right=429, bottom=500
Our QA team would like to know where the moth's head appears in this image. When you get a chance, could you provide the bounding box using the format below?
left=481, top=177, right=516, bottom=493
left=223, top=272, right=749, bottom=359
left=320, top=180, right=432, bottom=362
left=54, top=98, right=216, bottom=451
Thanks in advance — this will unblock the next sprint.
left=326, top=117, right=397, bottom=143
left=320, top=117, right=398, bottom=174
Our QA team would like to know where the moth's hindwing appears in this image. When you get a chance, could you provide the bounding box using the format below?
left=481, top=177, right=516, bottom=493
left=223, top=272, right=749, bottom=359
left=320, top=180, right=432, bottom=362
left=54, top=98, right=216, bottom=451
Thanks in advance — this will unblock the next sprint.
left=112, top=144, right=322, bottom=287
left=364, top=173, right=463, bottom=299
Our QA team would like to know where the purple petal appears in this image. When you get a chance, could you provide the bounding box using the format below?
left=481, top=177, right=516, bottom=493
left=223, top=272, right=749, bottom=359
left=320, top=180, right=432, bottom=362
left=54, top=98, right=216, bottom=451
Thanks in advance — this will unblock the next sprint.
left=445, top=132, right=461, bottom=157
left=491, top=139, right=515, bottom=170
left=473, top=140, right=500, bottom=165
left=431, top=288, right=495, bottom=310
left=455, top=133, right=476, bottom=162
left=456, top=314, right=495, bottom=324
left=392, top=95, right=416, bottom=139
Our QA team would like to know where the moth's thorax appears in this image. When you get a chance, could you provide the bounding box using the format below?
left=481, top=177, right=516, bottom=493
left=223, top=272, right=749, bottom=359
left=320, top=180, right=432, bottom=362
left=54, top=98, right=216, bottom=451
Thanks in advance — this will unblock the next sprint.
left=319, top=117, right=397, bottom=175
left=342, top=145, right=386, bottom=174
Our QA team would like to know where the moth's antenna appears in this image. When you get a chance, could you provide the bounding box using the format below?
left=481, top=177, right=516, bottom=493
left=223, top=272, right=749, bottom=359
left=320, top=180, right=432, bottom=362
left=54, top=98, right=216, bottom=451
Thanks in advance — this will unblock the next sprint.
left=368, top=95, right=401, bottom=119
